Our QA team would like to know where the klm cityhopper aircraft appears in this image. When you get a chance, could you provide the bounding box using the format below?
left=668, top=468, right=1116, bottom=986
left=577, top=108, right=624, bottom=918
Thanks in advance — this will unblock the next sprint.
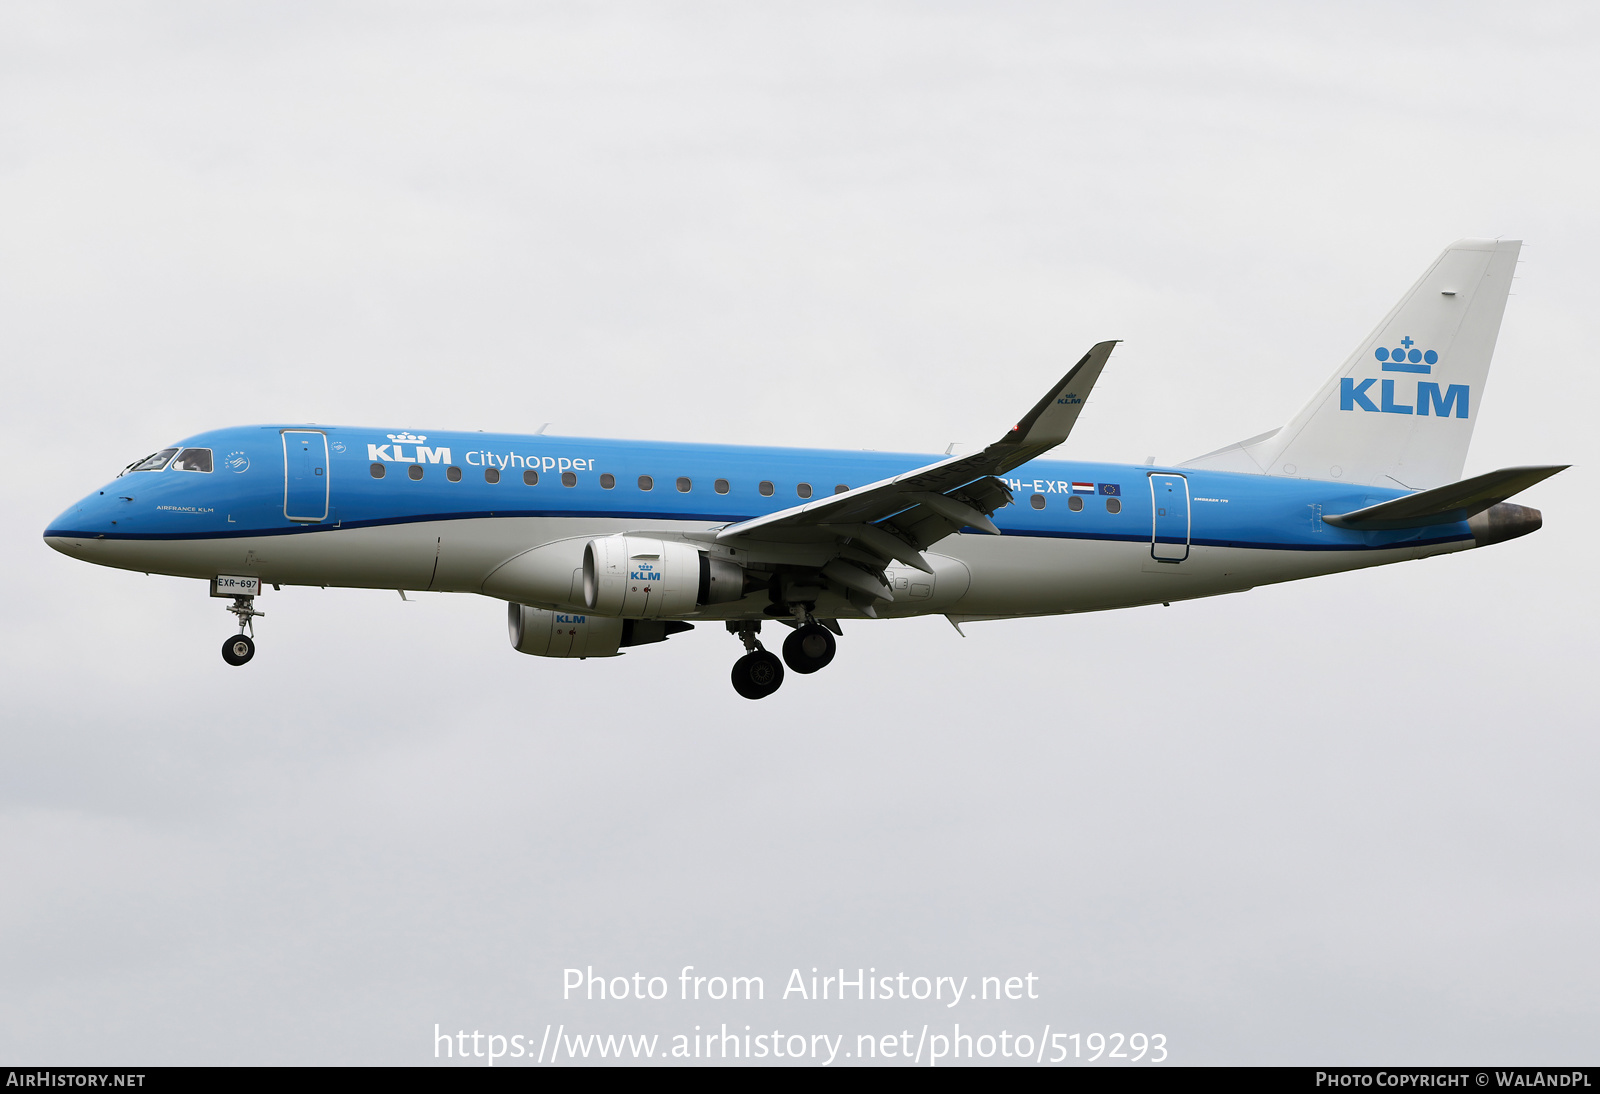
left=45, top=239, right=1565, bottom=698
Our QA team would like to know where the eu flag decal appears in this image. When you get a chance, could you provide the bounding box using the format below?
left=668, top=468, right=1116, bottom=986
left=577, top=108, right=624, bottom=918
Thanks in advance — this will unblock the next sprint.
left=1098, top=483, right=1121, bottom=496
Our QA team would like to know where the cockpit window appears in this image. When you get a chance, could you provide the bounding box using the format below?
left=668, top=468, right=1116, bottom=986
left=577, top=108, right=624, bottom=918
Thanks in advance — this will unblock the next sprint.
left=121, top=448, right=179, bottom=475
left=172, top=448, right=213, bottom=473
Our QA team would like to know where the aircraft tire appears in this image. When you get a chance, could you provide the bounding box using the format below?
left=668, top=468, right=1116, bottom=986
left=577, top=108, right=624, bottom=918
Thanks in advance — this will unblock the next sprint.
left=221, top=634, right=255, bottom=666
left=731, top=650, right=784, bottom=699
left=782, top=624, right=836, bottom=674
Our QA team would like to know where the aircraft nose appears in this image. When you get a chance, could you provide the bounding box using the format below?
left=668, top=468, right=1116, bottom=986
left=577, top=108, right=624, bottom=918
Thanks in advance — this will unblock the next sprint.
left=42, top=489, right=124, bottom=553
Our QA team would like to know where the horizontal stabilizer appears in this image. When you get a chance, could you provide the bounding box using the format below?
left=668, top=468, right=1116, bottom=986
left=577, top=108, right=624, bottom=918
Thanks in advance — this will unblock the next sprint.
left=1322, top=465, right=1567, bottom=530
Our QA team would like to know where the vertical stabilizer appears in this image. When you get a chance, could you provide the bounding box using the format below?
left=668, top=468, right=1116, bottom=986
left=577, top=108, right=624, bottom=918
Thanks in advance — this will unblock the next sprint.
left=1183, top=239, right=1520, bottom=489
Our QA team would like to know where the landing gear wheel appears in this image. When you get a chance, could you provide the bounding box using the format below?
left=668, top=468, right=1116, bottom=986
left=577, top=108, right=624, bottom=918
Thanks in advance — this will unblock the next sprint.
left=221, top=633, right=256, bottom=666
left=782, top=623, right=836, bottom=674
left=731, top=650, right=785, bottom=699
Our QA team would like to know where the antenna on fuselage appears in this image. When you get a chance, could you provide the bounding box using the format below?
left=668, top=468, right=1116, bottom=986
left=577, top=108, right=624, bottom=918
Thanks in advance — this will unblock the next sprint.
left=535, top=423, right=550, bottom=435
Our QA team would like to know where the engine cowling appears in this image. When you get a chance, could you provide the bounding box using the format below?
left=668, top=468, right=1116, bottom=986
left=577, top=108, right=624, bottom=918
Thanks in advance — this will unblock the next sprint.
left=582, top=535, right=745, bottom=619
left=507, top=604, right=697, bottom=658
left=508, top=604, right=625, bottom=657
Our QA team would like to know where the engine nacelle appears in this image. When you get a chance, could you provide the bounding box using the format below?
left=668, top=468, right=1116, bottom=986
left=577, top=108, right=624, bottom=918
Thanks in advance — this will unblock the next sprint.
left=582, top=535, right=745, bottom=619
left=508, top=604, right=625, bottom=658
left=507, top=604, right=697, bottom=658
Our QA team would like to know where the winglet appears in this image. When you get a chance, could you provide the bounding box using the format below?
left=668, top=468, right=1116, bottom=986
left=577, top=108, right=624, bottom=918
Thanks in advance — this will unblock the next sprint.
left=988, top=340, right=1118, bottom=474
left=714, top=339, right=1119, bottom=551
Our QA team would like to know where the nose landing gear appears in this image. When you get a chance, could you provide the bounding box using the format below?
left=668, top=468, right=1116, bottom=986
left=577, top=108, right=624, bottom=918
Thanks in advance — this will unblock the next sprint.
left=221, top=595, right=264, bottom=666
left=222, top=633, right=255, bottom=666
left=727, top=621, right=784, bottom=700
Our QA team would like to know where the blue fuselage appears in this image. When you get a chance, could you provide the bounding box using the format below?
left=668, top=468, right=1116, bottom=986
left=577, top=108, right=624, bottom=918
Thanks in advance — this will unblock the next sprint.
left=43, top=423, right=1475, bottom=621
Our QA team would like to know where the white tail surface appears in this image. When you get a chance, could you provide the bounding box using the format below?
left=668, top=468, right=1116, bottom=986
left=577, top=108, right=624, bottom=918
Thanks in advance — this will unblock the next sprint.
left=1183, top=239, right=1520, bottom=489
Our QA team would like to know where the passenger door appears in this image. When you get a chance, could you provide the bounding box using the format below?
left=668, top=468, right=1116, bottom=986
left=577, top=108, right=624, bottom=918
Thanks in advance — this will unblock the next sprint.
left=282, top=430, right=329, bottom=522
left=1149, top=473, right=1190, bottom=562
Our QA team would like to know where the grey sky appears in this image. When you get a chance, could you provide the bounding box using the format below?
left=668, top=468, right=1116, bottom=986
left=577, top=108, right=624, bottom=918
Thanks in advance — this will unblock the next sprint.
left=1, top=1, right=1595, bottom=1065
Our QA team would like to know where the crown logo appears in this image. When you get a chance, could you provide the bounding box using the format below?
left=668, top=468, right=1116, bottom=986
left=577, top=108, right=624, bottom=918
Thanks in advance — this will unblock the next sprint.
left=1374, top=336, right=1436, bottom=373
left=387, top=431, right=426, bottom=443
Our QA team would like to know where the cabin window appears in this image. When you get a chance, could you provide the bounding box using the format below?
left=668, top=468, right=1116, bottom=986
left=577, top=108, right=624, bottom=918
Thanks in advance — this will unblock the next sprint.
left=714, top=479, right=729, bottom=494
left=1106, top=498, right=1122, bottom=514
left=370, top=463, right=386, bottom=479
left=1030, top=494, right=1046, bottom=510
left=523, top=470, right=539, bottom=486
left=835, top=484, right=849, bottom=494
left=676, top=477, right=692, bottom=492
left=124, top=448, right=178, bottom=475
left=638, top=475, right=654, bottom=491
left=1067, top=495, right=1083, bottom=512
left=484, top=467, right=500, bottom=484
left=446, top=466, right=462, bottom=482
left=562, top=471, right=577, bottom=487
left=796, top=483, right=812, bottom=499
left=173, top=448, right=213, bottom=473
left=759, top=481, right=774, bottom=497
left=600, top=473, right=616, bottom=489
left=408, top=465, right=424, bottom=481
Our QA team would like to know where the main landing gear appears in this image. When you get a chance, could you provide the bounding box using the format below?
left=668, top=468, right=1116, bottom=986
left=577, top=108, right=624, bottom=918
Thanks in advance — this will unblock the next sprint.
left=726, top=609, right=841, bottom=699
left=221, top=595, right=264, bottom=666
left=782, top=622, right=836, bottom=674
left=728, top=622, right=784, bottom=700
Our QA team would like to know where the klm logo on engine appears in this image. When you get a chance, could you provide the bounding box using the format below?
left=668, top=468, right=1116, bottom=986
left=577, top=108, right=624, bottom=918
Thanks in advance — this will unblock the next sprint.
left=1340, top=336, right=1468, bottom=419
left=630, top=561, right=662, bottom=582
left=367, top=431, right=452, bottom=464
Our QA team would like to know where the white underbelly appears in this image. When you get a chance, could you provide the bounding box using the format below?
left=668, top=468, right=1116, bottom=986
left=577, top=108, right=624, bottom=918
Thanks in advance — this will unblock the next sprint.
left=51, top=517, right=1471, bottom=621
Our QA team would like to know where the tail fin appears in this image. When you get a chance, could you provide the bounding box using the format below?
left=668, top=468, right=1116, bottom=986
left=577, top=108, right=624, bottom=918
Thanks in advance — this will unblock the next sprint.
left=1183, top=239, right=1520, bottom=489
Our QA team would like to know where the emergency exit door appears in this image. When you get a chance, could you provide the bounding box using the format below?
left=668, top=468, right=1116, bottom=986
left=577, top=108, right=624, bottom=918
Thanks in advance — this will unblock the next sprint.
left=1149, top=473, right=1190, bottom=562
left=282, top=430, right=329, bottom=522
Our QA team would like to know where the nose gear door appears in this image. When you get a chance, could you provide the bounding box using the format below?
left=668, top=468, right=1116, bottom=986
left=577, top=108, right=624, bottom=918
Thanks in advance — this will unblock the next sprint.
left=283, top=430, right=329, bottom=522
left=1149, top=473, right=1190, bottom=562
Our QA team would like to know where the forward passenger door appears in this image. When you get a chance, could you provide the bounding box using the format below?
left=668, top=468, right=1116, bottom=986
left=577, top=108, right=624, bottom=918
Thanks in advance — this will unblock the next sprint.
left=282, top=430, right=329, bottom=522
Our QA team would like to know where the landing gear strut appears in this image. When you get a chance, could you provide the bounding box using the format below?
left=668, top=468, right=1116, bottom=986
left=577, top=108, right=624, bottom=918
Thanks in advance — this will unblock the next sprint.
left=728, top=621, right=784, bottom=700
left=221, top=595, right=264, bottom=667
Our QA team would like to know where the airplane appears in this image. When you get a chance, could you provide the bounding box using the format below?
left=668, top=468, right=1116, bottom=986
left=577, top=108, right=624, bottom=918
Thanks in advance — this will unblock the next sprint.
left=43, top=239, right=1566, bottom=699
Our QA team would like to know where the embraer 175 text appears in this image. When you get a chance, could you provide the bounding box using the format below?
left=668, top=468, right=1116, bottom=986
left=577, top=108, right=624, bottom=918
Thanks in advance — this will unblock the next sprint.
left=46, top=240, right=1565, bottom=698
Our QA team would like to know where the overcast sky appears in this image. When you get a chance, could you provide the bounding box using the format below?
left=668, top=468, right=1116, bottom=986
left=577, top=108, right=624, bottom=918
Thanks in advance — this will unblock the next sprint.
left=1, top=1, right=1596, bottom=1066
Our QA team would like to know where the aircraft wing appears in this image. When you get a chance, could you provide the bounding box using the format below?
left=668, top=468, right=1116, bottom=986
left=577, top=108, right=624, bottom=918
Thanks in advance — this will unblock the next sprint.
left=1322, top=464, right=1568, bottom=531
left=715, top=340, right=1118, bottom=576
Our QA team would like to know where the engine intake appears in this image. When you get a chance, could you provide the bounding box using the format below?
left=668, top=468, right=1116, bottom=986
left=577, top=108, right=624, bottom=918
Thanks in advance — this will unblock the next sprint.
left=582, top=535, right=745, bottom=619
